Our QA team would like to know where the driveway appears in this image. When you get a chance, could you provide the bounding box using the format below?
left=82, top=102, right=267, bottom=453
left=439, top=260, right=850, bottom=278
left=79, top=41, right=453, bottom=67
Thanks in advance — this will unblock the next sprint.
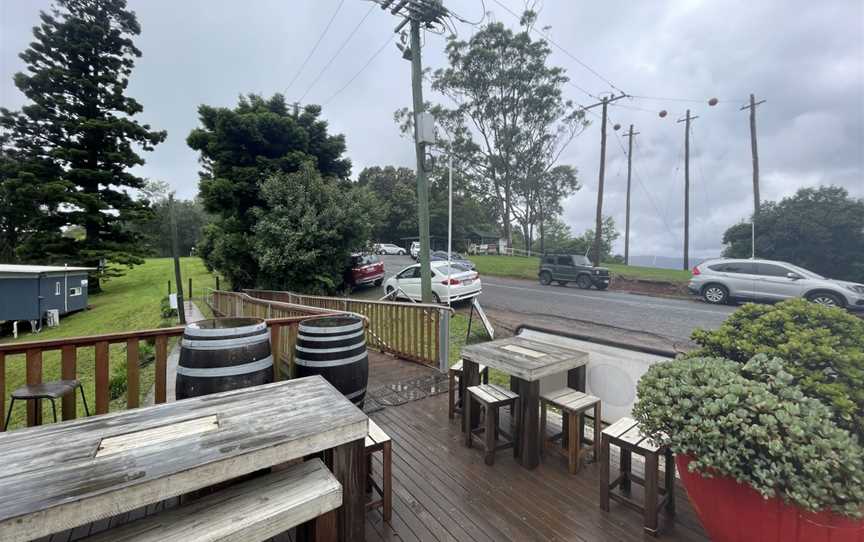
left=350, top=255, right=737, bottom=345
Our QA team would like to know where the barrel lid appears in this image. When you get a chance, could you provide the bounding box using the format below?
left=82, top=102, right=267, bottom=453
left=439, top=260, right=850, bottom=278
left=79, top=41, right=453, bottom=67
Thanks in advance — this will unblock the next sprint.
left=299, top=315, right=364, bottom=335
left=184, top=318, right=266, bottom=338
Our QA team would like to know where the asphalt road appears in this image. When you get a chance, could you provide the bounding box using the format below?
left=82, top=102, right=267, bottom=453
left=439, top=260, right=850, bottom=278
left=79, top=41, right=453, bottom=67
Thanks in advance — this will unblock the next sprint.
left=354, top=255, right=738, bottom=344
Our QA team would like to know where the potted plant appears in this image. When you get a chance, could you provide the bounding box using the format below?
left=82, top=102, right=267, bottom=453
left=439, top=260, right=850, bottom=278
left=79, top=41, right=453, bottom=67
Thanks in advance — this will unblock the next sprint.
left=633, top=355, right=864, bottom=541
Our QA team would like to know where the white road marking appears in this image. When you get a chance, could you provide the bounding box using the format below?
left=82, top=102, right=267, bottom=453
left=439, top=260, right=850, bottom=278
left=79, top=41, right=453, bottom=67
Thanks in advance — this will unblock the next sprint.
left=482, top=281, right=733, bottom=317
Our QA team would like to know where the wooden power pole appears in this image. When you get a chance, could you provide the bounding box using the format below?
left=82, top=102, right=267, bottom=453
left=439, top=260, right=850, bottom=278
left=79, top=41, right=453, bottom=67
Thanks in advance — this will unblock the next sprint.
left=622, top=124, right=639, bottom=266
left=584, top=93, right=627, bottom=266
left=169, top=193, right=186, bottom=325
left=741, top=93, right=766, bottom=258
left=677, top=110, right=698, bottom=270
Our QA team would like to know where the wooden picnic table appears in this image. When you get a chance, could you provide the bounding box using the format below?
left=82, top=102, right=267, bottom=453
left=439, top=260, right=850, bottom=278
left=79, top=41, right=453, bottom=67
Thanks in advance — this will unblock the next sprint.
left=0, top=376, right=368, bottom=542
left=461, top=336, right=589, bottom=469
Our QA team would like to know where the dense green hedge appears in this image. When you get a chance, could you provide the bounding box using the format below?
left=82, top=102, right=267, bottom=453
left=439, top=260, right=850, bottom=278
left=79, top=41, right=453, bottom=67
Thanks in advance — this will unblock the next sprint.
left=689, top=299, right=864, bottom=438
left=633, top=355, right=864, bottom=517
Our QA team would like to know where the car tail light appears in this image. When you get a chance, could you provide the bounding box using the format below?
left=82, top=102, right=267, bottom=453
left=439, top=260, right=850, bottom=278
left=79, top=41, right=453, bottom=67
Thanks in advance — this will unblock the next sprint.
left=692, top=265, right=701, bottom=276
left=441, top=278, right=461, bottom=285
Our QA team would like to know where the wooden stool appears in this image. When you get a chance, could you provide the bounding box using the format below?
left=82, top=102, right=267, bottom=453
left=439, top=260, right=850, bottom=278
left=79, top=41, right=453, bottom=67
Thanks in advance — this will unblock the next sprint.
left=539, top=388, right=601, bottom=474
left=600, top=417, right=675, bottom=537
left=365, top=419, right=392, bottom=523
left=4, top=379, right=89, bottom=430
left=448, top=359, right=488, bottom=419
left=464, top=384, right=518, bottom=465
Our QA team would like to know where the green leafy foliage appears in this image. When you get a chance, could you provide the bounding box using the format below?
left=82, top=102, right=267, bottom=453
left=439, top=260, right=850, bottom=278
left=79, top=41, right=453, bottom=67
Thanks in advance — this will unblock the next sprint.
left=252, top=164, right=375, bottom=294
left=0, top=0, right=166, bottom=288
left=633, top=355, right=864, bottom=518
left=128, top=181, right=210, bottom=257
left=722, top=186, right=864, bottom=282
left=689, top=299, right=864, bottom=438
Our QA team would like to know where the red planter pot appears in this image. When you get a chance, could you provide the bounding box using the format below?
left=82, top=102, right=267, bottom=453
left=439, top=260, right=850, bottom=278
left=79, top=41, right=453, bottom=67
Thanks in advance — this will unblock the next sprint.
left=676, top=455, right=863, bottom=542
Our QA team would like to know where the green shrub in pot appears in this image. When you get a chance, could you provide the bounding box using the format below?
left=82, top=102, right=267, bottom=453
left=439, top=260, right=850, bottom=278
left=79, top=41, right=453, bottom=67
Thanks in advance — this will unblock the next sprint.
left=633, top=354, right=864, bottom=518
left=688, top=299, right=864, bottom=438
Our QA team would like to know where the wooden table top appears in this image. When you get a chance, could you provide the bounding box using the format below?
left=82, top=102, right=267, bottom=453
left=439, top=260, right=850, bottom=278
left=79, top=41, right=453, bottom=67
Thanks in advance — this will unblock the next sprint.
left=461, top=336, right=589, bottom=381
left=0, top=376, right=368, bottom=542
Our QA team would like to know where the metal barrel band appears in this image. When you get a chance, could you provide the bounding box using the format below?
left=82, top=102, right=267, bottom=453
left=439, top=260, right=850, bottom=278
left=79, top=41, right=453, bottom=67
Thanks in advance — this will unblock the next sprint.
left=297, top=329, right=365, bottom=342
left=295, top=340, right=367, bottom=355
left=177, top=356, right=274, bottom=378
left=298, top=321, right=364, bottom=335
left=294, top=352, right=368, bottom=368
left=181, top=334, right=269, bottom=350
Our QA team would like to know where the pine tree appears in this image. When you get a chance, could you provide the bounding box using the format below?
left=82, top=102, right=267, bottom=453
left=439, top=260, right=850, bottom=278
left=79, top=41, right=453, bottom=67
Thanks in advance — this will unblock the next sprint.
left=0, top=0, right=165, bottom=289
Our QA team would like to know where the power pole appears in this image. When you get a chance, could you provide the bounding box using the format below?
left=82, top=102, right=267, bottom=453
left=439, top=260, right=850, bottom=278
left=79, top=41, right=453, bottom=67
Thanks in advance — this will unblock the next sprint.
left=583, top=92, right=627, bottom=266
left=622, top=124, right=639, bottom=266
left=741, top=93, right=766, bottom=258
left=677, top=110, right=698, bottom=270
left=375, top=0, right=447, bottom=303
left=169, top=193, right=186, bottom=325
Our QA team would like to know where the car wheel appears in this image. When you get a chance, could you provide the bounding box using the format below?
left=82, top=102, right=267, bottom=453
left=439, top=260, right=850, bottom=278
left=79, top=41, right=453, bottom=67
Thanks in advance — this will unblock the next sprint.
left=806, top=292, right=843, bottom=307
left=702, top=284, right=729, bottom=304
left=576, top=275, right=592, bottom=289
left=374, top=278, right=383, bottom=287
left=385, top=286, right=395, bottom=298
left=539, top=271, right=552, bottom=285
left=432, top=292, right=441, bottom=304
left=556, top=281, right=568, bottom=287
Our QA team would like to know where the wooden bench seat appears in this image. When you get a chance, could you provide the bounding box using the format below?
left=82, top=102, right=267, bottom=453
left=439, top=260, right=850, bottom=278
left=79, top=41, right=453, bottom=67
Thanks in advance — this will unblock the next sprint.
left=465, top=384, right=520, bottom=465
left=540, top=388, right=601, bottom=473
left=82, top=458, right=341, bottom=542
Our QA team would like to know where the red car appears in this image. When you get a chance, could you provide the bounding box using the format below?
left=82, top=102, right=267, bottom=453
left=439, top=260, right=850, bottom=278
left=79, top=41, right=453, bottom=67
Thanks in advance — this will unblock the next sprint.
left=347, top=253, right=385, bottom=290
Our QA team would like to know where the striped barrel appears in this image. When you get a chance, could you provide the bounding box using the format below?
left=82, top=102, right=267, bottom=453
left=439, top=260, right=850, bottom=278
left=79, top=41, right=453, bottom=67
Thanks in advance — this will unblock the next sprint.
left=176, top=318, right=273, bottom=400
left=294, top=315, right=368, bottom=407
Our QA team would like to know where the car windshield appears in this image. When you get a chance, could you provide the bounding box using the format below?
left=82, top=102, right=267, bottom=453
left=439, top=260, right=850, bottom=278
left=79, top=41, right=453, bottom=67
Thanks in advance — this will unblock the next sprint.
left=783, top=262, right=824, bottom=279
left=571, top=255, right=591, bottom=266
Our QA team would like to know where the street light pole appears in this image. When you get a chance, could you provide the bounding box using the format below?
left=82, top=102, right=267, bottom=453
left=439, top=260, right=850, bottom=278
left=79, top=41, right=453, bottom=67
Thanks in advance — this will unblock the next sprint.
left=447, top=151, right=453, bottom=307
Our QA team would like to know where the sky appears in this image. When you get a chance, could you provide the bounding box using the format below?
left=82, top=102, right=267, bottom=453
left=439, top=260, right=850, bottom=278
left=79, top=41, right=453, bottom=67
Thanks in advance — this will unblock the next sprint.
left=2, top=0, right=862, bottom=261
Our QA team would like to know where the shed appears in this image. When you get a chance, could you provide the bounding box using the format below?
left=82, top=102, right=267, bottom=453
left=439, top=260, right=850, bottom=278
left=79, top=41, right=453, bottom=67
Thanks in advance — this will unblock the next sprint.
left=0, top=265, right=95, bottom=322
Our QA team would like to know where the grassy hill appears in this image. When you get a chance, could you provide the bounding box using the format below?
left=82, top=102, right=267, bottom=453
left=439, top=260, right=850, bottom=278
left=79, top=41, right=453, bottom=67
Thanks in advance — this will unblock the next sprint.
left=1, top=258, right=216, bottom=429
left=470, top=255, right=691, bottom=283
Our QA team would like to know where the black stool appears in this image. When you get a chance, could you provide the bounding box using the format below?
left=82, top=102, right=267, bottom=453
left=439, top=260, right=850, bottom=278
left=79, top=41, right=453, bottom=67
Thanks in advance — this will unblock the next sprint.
left=464, top=384, right=519, bottom=465
left=4, top=379, right=89, bottom=430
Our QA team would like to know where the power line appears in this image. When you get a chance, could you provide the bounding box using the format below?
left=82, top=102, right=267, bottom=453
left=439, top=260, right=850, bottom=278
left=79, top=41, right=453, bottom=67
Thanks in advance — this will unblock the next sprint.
left=298, top=3, right=377, bottom=102
left=629, top=94, right=746, bottom=106
left=285, top=0, right=346, bottom=93
left=323, top=33, right=397, bottom=106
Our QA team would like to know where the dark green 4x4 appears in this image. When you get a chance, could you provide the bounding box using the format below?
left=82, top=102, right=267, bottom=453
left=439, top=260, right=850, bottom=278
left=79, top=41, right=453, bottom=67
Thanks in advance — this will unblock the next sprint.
left=539, top=254, right=611, bottom=290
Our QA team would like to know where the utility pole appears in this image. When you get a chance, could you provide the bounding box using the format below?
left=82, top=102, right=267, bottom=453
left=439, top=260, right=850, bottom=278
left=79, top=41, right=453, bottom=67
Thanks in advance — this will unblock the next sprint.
left=622, top=124, right=639, bottom=266
left=169, top=193, right=187, bottom=324
left=741, top=93, right=766, bottom=258
left=677, top=110, right=698, bottom=270
left=376, top=0, right=447, bottom=303
left=583, top=93, right=627, bottom=267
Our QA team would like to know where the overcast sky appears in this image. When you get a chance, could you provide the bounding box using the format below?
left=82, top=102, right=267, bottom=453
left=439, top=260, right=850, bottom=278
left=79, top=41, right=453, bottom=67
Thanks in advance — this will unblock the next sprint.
left=2, top=0, right=862, bottom=260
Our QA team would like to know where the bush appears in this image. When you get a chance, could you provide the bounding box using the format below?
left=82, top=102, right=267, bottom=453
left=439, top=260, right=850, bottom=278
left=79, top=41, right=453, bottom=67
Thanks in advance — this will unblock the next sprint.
left=689, top=299, right=864, bottom=438
left=109, top=370, right=128, bottom=401
left=633, top=355, right=864, bottom=518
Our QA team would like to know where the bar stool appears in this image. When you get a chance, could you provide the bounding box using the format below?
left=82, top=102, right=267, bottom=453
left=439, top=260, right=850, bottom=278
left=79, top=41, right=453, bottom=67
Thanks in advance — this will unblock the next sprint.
left=448, top=359, right=488, bottom=419
left=3, top=379, right=89, bottom=430
left=600, top=417, right=675, bottom=537
left=464, top=384, right=519, bottom=465
left=364, top=419, right=392, bottom=523
left=540, top=388, right=601, bottom=474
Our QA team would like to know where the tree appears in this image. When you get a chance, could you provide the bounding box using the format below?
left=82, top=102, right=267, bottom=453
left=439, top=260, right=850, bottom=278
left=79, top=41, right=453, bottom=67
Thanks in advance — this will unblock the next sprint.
left=0, top=0, right=166, bottom=289
left=128, top=181, right=210, bottom=258
left=722, top=186, right=864, bottom=281
left=253, top=164, right=374, bottom=294
left=357, top=166, right=417, bottom=243
left=397, top=10, right=586, bottom=248
left=188, top=95, right=351, bottom=289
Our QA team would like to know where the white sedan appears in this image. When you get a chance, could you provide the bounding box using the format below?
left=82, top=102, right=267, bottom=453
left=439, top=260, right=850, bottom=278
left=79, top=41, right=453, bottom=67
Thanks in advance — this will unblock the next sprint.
left=384, top=261, right=481, bottom=304
left=376, top=243, right=406, bottom=255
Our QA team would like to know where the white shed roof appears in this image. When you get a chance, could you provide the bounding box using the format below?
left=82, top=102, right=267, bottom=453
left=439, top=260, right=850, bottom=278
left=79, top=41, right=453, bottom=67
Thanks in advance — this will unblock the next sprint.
left=0, top=264, right=96, bottom=275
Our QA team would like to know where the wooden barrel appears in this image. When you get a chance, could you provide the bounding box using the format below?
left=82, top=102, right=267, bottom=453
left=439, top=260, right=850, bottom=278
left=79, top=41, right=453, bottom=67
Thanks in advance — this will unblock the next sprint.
left=176, top=317, right=273, bottom=400
left=294, top=315, right=368, bottom=407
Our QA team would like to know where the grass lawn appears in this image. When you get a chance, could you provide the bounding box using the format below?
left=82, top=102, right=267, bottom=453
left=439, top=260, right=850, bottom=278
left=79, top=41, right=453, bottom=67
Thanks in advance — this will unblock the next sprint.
left=471, top=255, right=691, bottom=283
left=1, top=257, right=217, bottom=429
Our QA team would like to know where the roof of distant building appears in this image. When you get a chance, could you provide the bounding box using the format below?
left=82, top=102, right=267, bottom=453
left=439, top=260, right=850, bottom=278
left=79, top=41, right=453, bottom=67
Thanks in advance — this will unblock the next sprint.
left=0, top=264, right=96, bottom=275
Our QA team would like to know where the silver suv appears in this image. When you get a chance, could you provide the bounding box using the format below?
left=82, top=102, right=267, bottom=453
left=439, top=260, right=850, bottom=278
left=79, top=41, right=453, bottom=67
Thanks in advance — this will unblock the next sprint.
left=688, top=258, right=864, bottom=310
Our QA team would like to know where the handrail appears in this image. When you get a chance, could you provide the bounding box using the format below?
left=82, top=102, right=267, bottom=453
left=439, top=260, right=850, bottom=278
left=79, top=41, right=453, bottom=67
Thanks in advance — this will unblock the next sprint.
left=246, top=288, right=447, bottom=310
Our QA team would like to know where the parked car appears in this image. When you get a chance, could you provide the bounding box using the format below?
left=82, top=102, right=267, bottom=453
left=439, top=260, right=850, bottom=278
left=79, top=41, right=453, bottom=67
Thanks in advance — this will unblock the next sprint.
left=410, top=241, right=420, bottom=260
left=688, top=257, right=864, bottom=309
left=376, top=243, right=406, bottom=256
left=383, top=261, right=481, bottom=304
left=430, top=251, right=476, bottom=271
left=346, top=253, right=385, bottom=290
left=538, top=254, right=611, bottom=290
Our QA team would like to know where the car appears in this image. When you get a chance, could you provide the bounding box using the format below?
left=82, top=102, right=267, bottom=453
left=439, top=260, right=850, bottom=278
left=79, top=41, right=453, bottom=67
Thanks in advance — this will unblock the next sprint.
left=376, top=243, right=406, bottom=256
left=346, top=253, right=385, bottom=290
left=383, top=261, right=481, bottom=304
left=430, top=250, right=476, bottom=271
left=410, top=241, right=420, bottom=260
left=688, top=258, right=864, bottom=309
left=538, top=254, right=611, bottom=290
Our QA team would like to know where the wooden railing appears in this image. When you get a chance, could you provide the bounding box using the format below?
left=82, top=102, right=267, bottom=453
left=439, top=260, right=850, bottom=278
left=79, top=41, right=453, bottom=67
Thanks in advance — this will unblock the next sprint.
left=243, top=289, right=450, bottom=368
left=0, top=311, right=334, bottom=431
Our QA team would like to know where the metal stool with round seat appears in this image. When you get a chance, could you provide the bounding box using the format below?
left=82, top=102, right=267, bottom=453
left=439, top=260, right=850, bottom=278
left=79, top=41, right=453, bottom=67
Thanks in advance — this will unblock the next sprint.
left=3, top=379, right=89, bottom=430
